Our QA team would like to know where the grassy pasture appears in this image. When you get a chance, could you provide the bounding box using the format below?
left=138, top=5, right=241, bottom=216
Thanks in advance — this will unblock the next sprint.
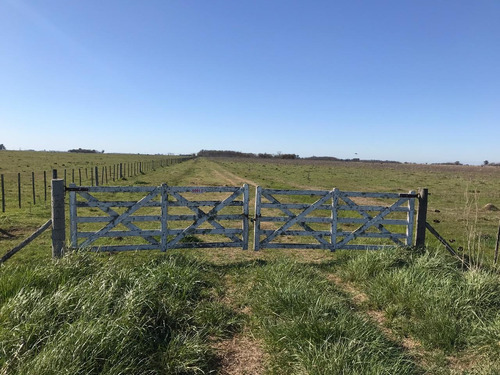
left=2, top=153, right=500, bottom=373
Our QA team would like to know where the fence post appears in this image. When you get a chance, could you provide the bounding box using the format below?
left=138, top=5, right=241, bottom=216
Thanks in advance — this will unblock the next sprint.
left=95, top=166, right=99, bottom=186
left=1, top=174, right=5, bottom=212
left=51, top=179, right=65, bottom=258
left=415, top=188, right=428, bottom=248
left=407, top=190, right=416, bottom=246
left=44, top=171, right=47, bottom=202
left=17, top=173, right=21, bottom=208
left=32, top=171, right=36, bottom=205
left=495, top=221, right=500, bottom=264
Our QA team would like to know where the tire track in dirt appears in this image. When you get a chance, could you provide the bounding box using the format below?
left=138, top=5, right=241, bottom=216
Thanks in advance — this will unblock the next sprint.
left=212, top=274, right=267, bottom=375
left=208, top=164, right=259, bottom=188
left=325, top=273, right=476, bottom=373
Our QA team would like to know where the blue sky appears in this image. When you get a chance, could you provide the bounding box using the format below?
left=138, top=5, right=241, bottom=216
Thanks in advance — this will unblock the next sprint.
left=1, top=1, right=499, bottom=164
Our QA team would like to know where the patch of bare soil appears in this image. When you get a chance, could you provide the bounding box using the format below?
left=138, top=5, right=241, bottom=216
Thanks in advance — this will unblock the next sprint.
left=213, top=332, right=267, bottom=375
left=213, top=275, right=267, bottom=375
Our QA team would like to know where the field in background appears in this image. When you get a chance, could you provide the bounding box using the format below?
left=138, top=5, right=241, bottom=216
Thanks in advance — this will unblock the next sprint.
left=211, top=157, right=500, bottom=262
left=1, top=153, right=500, bottom=266
left=2, top=152, right=500, bottom=373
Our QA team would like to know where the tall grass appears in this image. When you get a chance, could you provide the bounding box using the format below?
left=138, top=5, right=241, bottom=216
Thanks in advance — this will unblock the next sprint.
left=242, top=259, right=419, bottom=374
left=339, top=247, right=500, bottom=370
left=0, top=253, right=241, bottom=374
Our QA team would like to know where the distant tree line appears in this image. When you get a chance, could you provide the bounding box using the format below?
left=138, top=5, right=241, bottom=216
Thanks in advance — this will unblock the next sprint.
left=68, top=148, right=103, bottom=154
left=197, top=150, right=299, bottom=159
left=197, top=150, right=402, bottom=164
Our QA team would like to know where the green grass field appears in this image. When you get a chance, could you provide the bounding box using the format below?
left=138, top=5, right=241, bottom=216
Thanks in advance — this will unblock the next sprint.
left=1, top=152, right=500, bottom=374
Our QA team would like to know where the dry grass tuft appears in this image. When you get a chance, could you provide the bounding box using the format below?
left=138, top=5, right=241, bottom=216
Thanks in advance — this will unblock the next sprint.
left=214, top=333, right=267, bottom=375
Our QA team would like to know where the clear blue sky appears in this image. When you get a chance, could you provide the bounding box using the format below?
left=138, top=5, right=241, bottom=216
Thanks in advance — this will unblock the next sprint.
left=1, top=1, right=499, bottom=164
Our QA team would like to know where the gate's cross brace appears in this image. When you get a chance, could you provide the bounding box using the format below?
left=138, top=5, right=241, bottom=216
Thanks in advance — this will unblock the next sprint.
left=79, top=188, right=160, bottom=248
left=335, top=197, right=408, bottom=249
left=168, top=188, right=243, bottom=248
left=260, top=193, right=333, bottom=248
left=261, top=191, right=331, bottom=247
left=338, top=194, right=404, bottom=247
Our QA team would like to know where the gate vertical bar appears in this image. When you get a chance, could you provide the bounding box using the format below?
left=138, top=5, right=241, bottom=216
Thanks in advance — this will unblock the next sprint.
left=161, top=184, right=168, bottom=252
left=242, top=184, right=249, bottom=250
left=253, top=186, right=262, bottom=251
left=69, top=183, right=78, bottom=249
left=331, top=188, right=338, bottom=251
left=407, top=190, right=416, bottom=246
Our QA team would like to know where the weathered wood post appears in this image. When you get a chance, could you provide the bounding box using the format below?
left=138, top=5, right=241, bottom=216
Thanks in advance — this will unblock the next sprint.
left=494, top=221, right=500, bottom=264
left=1, top=174, right=5, bottom=212
left=32, top=171, right=36, bottom=205
left=95, top=166, right=99, bottom=186
left=17, top=173, right=21, bottom=208
left=44, top=171, right=47, bottom=202
left=415, top=188, right=428, bottom=248
left=51, top=179, right=65, bottom=258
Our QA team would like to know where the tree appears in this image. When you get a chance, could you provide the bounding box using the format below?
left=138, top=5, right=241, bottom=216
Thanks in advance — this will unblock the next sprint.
left=0, top=144, right=6, bottom=151
left=484, top=160, right=489, bottom=166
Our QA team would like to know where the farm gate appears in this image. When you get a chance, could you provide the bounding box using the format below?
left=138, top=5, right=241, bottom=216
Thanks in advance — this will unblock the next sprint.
left=68, top=184, right=249, bottom=252
left=254, top=188, right=416, bottom=251
left=66, top=183, right=418, bottom=252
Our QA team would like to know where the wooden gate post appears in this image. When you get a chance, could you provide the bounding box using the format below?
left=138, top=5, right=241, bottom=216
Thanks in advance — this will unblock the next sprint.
left=51, top=179, right=66, bottom=258
left=415, top=188, right=428, bottom=248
